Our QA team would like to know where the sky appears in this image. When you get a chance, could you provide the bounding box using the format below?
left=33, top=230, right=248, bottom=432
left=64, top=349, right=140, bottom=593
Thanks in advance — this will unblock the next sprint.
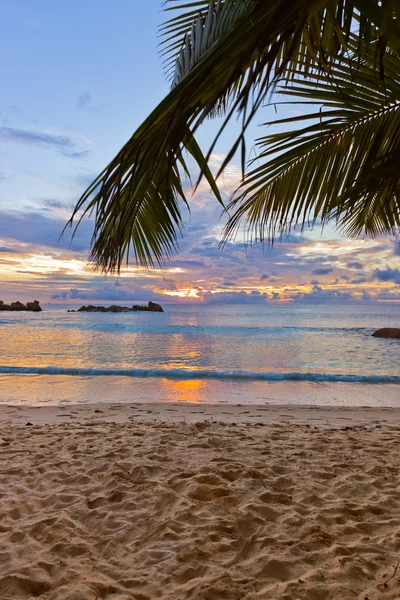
left=0, top=0, right=399, bottom=305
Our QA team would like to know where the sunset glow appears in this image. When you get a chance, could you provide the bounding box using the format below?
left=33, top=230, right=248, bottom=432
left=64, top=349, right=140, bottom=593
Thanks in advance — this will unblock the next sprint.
left=0, top=4, right=398, bottom=307
left=0, top=225, right=398, bottom=304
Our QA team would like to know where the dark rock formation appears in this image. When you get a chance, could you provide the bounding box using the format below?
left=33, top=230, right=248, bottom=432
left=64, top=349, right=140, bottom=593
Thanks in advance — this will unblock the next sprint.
left=0, top=300, right=42, bottom=312
left=26, top=301, right=42, bottom=312
left=372, top=328, right=400, bottom=339
left=75, top=301, right=164, bottom=313
left=11, top=301, right=26, bottom=311
left=77, top=305, right=133, bottom=313
left=131, top=301, right=164, bottom=312
left=147, top=301, right=163, bottom=312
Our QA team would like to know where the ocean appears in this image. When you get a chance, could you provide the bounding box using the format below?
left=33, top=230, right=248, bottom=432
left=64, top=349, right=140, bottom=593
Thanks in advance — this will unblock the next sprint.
left=0, top=303, right=399, bottom=407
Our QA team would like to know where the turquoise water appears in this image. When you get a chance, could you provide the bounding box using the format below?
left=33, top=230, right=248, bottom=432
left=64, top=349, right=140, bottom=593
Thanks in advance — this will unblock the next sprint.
left=0, top=303, right=399, bottom=406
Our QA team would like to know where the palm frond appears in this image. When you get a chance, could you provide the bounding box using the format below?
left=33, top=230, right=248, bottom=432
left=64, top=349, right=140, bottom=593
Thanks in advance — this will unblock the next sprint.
left=66, top=127, right=222, bottom=271
left=160, top=0, right=230, bottom=80
left=69, top=1, right=400, bottom=270
left=68, top=0, right=325, bottom=270
left=162, top=0, right=400, bottom=81
left=223, top=41, right=400, bottom=244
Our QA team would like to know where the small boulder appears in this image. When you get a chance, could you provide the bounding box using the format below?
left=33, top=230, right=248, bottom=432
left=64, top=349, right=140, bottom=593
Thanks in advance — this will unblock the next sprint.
left=147, top=301, right=164, bottom=312
left=106, top=305, right=131, bottom=313
left=10, top=301, right=27, bottom=311
left=26, top=300, right=42, bottom=312
left=77, top=305, right=104, bottom=312
left=372, top=328, right=400, bottom=339
left=132, top=304, right=145, bottom=311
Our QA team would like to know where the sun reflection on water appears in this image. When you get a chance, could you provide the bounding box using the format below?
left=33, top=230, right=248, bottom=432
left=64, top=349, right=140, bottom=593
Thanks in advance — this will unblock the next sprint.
left=161, top=379, right=207, bottom=403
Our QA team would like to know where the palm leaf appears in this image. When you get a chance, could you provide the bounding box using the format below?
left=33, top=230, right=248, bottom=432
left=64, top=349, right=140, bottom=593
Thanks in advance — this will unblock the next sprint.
left=223, top=40, right=400, bottom=244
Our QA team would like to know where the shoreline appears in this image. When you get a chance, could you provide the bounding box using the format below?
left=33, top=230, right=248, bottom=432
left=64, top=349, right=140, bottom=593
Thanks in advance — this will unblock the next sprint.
left=2, top=401, right=400, bottom=428
left=1, top=373, right=400, bottom=408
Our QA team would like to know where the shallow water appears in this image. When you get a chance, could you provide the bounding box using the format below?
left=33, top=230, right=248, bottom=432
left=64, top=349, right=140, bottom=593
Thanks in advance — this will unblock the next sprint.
left=0, top=303, right=399, bottom=406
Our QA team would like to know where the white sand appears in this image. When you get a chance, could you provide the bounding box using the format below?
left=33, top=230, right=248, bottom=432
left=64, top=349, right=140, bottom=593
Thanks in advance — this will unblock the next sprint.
left=1, top=402, right=400, bottom=599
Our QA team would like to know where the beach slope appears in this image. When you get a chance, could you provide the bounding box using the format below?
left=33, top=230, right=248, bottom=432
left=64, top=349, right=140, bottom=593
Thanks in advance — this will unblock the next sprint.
left=1, top=403, right=400, bottom=599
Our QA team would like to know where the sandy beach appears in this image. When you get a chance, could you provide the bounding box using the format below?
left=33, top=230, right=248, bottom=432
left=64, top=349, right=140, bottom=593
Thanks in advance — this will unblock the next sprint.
left=1, top=402, right=400, bottom=599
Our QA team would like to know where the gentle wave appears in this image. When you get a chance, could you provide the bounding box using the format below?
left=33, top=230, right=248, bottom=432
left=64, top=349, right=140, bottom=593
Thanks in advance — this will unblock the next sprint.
left=1, top=315, right=372, bottom=335
left=49, top=322, right=372, bottom=334
left=0, top=366, right=398, bottom=384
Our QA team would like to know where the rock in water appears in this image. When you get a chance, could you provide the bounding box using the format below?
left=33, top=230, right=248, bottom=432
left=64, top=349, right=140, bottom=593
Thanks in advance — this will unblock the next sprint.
left=372, top=328, right=400, bottom=339
left=77, top=305, right=105, bottom=312
left=76, top=302, right=164, bottom=313
left=107, top=305, right=132, bottom=313
left=26, top=300, right=42, bottom=312
left=0, top=300, right=42, bottom=312
left=147, top=301, right=164, bottom=312
left=10, top=301, right=26, bottom=311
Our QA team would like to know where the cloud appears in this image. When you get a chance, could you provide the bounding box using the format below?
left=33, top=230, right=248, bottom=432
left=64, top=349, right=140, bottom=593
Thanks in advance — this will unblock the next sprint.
left=1, top=169, right=397, bottom=305
left=0, top=126, right=91, bottom=158
left=311, top=267, right=334, bottom=275
left=51, top=285, right=166, bottom=303
left=374, top=268, right=400, bottom=285
left=351, top=277, right=366, bottom=284
left=203, top=290, right=268, bottom=304
left=0, top=210, right=93, bottom=252
left=0, top=245, right=20, bottom=253
left=40, top=198, right=75, bottom=212
left=346, top=261, right=363, bottom=269
left=76, top=92, right=92, bottom=111
left=75, top=91, right=104, bottom=113
left=51, top=291, right=68, bottom=300
left=161, top=277, right=178, bottom=291
left=291, top=285, right=354, bottom=303
left=375, top=290, right=400, bottom=301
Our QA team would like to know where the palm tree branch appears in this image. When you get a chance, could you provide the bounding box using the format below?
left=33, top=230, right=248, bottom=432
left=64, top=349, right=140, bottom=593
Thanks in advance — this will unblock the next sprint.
left=69, top=1, right=400, bottom=270
left=223, top=53, right=400, bottom=243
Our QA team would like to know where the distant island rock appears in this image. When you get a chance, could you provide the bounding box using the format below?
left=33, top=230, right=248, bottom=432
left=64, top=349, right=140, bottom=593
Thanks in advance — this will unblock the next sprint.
left=0, top=300, right=42, bottom=312
left=372, top=328, right=400, bottom=339
left=68, top=301, right=164, bottom=313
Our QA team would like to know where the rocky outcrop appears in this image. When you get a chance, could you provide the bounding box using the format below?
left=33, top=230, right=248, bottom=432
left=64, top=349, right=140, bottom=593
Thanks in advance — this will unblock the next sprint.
left=140, top=301, right=163, bottom=312
left=70, top=301, right=164, bottom=313
left=10, top=301, right=26, bottom=311
left=77, top=305, right=130, bottom=313
left=372, top=328, right=400, bottom=339
left=26, top=301, right=42, bottom=312
left=0, top=300, right=42, bottom=312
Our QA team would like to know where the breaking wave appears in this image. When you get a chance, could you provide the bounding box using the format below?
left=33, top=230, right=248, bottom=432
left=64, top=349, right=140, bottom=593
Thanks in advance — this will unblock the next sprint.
left=0, top=366, right=398, bottom=384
